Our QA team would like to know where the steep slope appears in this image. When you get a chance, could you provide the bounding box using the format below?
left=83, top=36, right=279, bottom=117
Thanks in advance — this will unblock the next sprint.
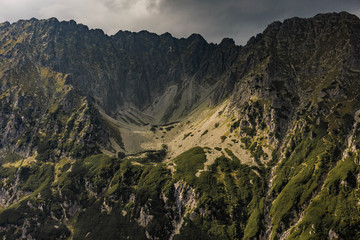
left=0, top=12, right=359, bottom=240
left=0, top=18, right=240, bottom=124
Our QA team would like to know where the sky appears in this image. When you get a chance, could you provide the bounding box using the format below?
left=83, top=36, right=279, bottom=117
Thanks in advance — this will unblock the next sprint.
left=0, top=0, right=359, bottom=45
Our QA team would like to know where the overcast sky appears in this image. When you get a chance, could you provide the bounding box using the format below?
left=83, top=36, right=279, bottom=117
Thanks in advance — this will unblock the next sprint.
left=0, top=0, right=359, bottom=45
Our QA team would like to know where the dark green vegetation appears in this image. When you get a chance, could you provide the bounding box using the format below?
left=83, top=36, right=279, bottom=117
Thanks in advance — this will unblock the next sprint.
left=0, top=148, right=266, bottom=240
left=1, top=12, right=360, bottom=240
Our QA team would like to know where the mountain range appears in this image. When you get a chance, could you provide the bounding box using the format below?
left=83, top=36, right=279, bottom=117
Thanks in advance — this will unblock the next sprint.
left=0, top=11, right=360, bottom=239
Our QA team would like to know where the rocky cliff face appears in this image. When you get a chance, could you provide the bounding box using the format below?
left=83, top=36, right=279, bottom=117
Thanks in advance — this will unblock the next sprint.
left=0, top=18, right=240, bottom=124
left=0, top=12, right=360, bottom=240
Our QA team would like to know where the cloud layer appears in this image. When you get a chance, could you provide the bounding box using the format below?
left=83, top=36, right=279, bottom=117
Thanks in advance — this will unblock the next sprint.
left=0, top=0, right=359, bottom=44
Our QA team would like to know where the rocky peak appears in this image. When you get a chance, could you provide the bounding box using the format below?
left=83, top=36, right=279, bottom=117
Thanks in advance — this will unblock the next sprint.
left=219, top=37, right=235, bottom=47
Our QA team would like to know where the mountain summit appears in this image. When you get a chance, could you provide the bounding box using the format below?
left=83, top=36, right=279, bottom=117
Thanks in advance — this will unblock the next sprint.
left=0, top=12, right=360, bottom=239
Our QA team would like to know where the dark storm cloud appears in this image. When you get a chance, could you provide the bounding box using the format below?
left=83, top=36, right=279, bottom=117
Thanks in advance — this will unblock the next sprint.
left=0, top=0, right=359, bottom=45
left=155, top=0, right=360, bottom=44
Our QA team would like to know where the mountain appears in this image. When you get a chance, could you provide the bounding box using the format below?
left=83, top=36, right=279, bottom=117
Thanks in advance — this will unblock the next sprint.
left=0, top=11, right=360, bottom=240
